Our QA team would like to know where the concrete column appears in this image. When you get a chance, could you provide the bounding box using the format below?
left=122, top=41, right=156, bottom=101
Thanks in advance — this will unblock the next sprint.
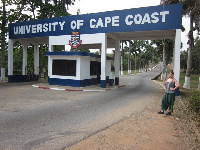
left=34, top=44, right=39, bottom=75
left=115, top=39, right=120, bottom=85
left=8, top=39, right=14, bottom=76
left=48, top=45, right=54, bottom=77
left=173, top=29, right=181, bottom=96
left=49, top=45, right=54, bottom=52
left=100, top=34, right=107, bottom=88
left=22, top=43, right=28, bottom=75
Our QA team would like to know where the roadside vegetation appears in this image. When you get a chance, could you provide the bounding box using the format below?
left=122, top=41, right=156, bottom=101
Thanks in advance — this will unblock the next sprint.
left=173, top=88, right=200, bottom=149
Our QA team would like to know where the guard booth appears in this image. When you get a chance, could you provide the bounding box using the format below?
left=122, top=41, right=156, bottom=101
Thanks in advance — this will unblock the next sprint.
left=45, top=51, right=113, bottom=87
left=8, top=3, right=183, bottom=92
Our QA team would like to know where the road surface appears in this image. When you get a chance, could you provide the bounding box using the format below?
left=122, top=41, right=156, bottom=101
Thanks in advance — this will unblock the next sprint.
left=0, top=68, right=162, bottom=150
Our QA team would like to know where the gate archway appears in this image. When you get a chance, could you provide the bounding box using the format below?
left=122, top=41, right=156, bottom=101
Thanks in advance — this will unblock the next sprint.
left=8, top=3, right=182, bottom=94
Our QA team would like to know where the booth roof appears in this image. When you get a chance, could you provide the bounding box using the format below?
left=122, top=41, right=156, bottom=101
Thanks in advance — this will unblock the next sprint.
left=45, top=51, right=114, bottom=60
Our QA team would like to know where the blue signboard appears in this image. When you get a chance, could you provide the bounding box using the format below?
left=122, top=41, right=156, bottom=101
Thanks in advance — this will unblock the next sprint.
left=9, top=3, right=182, bottom=39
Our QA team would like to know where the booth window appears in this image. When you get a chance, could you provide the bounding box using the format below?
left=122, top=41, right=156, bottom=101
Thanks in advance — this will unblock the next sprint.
left=52, top=60, right=76, bottom=76
left=90, top=61, right=97, bottom=75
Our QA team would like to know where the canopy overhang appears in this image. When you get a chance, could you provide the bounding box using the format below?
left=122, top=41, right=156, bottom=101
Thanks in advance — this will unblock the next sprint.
left=7, top=3, right=183, bottom=94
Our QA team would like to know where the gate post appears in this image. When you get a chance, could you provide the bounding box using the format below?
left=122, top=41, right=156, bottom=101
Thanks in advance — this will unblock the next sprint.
left=22, top=42, right=28, bottom=75
left=8, top=39, right=13, bottom=76
left=100, top=33, right=107, bottom=88
left=173, top=29, right=181, bottom=96
left=115, top=39, right=120, bottom=85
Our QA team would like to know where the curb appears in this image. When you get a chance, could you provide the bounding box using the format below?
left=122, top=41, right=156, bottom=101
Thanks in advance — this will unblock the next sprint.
left=32, top=84, right=126, bottom=92
left=0, top=81, right=8, bottom=84
left=152, top=80, right=165, bottom=89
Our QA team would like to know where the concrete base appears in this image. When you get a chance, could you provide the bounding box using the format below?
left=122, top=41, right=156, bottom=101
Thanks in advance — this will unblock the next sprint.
left=100, top=80, right=106, bottom=88
left=8, top=75, right=39, bottom=82
left=115, top=77, right=119, bottom=85
left=109, top=79, right=114, bottom=86
left=175, top=88, right=179, bottom=96
left=49, top=77, right=98, bottom=87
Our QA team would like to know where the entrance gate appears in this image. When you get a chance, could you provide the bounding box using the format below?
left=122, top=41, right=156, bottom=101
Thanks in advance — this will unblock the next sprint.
left=8, top=3, right=182, bottom=93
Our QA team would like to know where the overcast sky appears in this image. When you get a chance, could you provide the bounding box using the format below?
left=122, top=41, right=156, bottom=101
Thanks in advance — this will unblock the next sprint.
left=0, top=0, right=196, bottom=51
left=67, top=0, right=193, bottom=51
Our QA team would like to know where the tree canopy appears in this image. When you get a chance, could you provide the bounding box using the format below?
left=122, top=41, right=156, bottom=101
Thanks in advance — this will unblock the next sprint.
left=0, top=0, right=77, bottom=78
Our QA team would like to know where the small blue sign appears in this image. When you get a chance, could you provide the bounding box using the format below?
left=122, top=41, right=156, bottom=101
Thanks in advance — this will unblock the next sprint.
left=9, top=3, right=182, bottom=39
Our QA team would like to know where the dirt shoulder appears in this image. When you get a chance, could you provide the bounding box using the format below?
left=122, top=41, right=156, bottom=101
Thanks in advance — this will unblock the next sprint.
left=65, top=87, right=199, bottom=150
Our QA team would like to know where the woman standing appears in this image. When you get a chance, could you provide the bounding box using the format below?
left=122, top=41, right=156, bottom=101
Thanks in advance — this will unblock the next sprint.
left=157, top=70, right=180, bottom=115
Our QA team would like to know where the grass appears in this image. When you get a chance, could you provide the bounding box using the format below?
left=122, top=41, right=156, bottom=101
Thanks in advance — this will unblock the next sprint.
left=180, top=71, right=199, bottom=89
left=173, top=88, right=200, bottom=149
left=165, top=67, right=199, bottom=89
left=122, top=69, right=199, bottom=89
left=0, top=76, right=8, bottom=81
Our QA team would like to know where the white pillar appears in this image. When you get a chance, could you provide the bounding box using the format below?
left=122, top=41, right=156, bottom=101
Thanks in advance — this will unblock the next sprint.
left=8, top=39, right=14, bottom=76
left=49, top=45, right=54, bottom=52
left=48, top=45, right=54, bottom=77
left=128, top=41, right=131, bottom=74
left=173, top=29, right=181, bottom=82
left=22, top=43, right=28, bottom=75
left=115, top=39, right=120, bottom=85
left=34, top=44, right=39, bottom=75
left=173, top=29, right=181, bottom=95
left=100, top=34, right=107, bottom=88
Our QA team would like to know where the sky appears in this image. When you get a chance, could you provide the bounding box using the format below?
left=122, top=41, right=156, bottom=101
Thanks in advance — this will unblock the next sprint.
left=0, top=0, right=195, bottom=51
left=67, top=0, right=193, bottom=51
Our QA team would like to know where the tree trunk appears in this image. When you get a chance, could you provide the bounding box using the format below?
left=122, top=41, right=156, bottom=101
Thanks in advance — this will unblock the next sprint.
left=121, top=41, right=124, bottom=76
left=139, top=57, right=141, bottom=72
left=162, top=40, right=167, bottom=79
left=183, top=17, right=194, bottom=89
left=62, top=0, right=67, bottom=12
left=134, top=52, right=136, bottom=74
left=1, top=0, right=6, bottom=81
left=128, top=41, right=131, bottom=74
left=30, top=1, right=36, bottom=19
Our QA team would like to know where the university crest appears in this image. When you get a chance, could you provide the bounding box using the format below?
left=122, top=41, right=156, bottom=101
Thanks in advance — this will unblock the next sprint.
left=69, top=32, right=82, bottom=49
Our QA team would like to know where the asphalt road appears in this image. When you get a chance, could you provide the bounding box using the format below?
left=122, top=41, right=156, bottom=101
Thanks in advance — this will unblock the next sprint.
left=0, top=67, right=162, bottom=150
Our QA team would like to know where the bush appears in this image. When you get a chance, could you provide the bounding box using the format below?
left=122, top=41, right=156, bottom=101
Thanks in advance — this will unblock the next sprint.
left=189, top=90, right=200, bottom=115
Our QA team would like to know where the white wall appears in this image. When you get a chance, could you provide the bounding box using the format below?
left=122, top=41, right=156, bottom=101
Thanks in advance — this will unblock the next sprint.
left=48, top=33, right=111, bottom=83
left=106, top=60, right=112, bottom=77
left=80, top=56, right=90, bottom=80
left=48, top=55, right=112, bottom=81
left=49, top=33, right=107, bottom=47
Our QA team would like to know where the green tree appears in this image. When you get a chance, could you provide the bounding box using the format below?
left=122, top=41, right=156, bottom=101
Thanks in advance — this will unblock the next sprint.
left=128, top=40, right=142, bottom=73
left=192, top=37, right=200, bottom=73
left=180, top=50, right=187, bottom=71
left=161, top=0, right=200, bottom=89
left=0, top=0, right=78, bottom=79
left=152, top=39, right=174, bottom=78
left=120, top=40, right=129, bottom=75
left=125, top=40, right=159, bottom=73
left=13, top=42, right=23, bottom=74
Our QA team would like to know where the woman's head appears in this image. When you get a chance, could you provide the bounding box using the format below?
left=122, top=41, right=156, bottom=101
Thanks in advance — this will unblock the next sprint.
left=169, top=70, right=174, bottom=78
